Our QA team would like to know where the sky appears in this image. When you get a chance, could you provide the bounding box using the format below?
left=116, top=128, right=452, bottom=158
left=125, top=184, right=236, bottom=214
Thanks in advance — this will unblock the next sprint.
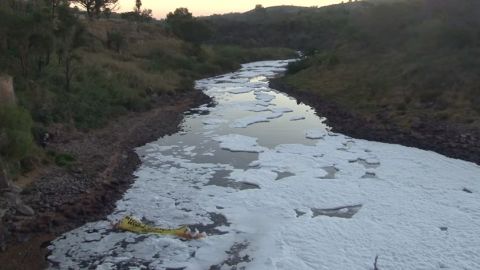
left=116, top=0, right=345, bottom=18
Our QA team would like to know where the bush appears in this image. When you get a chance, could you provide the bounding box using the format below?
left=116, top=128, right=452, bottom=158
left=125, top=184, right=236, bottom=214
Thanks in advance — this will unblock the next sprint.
left=0, top=105, right=34, bottom=161
left=287, top=59, right=310, bottom=74
left=55, top=153, right=75, bottom=167
left=106, top=31, right=125, bottom=53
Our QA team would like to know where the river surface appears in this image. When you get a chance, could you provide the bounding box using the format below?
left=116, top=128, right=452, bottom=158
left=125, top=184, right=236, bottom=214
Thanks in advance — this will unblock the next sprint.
left=48, top=60, right=480, bottom=270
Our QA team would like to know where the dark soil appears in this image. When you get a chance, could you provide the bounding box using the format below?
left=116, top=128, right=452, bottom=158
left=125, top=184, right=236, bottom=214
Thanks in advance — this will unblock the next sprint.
left=270, top=78, right=480, bottom=165
left=0, top=90, right=211, bottom=270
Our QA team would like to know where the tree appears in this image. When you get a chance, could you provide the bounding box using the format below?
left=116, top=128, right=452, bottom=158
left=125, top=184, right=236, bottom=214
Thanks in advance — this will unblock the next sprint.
left=93, top=0, right=119, bottom=17
left=1, top=0, right=54, bottom=76
left=167, top=7, right=193, bottom=21
left=47, top=0, right=62, bottom=19
left=70, top=0, right=118, bottom=18
left=254, top=4, right=267, bottom=16
left=140, top=8, right=152, bottom=21
left=56, top=2, right=85, bottom=91
left=70, top=0, right=95, bottom=17
left=166, top=8, right=211, bottom=45
left=134, top=0, right=141, bottom=14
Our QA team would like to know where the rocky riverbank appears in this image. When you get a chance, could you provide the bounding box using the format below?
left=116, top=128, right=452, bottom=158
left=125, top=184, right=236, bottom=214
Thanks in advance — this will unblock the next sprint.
left=0, top=90, right=211, bottom=270
left=270, top=78, right=480, bottom=165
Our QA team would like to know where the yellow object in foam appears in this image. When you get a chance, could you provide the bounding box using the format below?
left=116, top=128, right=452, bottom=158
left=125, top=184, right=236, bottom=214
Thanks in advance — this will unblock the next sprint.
left=115, top=216, right=204, bottom=239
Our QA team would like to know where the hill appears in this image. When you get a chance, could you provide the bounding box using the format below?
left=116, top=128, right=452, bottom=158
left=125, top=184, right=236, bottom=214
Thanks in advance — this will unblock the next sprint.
left=0, top=2, right=294, bottom=179
left=205, top=0, right=480, bottom=163
left=0, top=2, right=295, bottom=265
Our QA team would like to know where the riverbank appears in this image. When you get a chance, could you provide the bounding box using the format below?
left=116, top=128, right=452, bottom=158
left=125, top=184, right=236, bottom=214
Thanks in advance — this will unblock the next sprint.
left=0, top=90, right=211, bottom=270
left=270, top=78, right=480, bottom=165
left=45, top=59, right=480, bottom=270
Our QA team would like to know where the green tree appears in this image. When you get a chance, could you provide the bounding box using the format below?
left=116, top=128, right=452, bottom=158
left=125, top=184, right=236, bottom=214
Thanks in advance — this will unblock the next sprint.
left=0, top=0, right=54, bottom=76
left=70, top=0, right=118, bottom=18
left=167, top=7, right=193, bottom=20
left=166, top=8, right=212, bottom=45
left=55, top=2, right=85, bottom=91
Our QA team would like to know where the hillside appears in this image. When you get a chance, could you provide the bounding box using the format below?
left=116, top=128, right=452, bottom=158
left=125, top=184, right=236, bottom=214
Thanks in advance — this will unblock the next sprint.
left=0, top=2, right=295, bottom=265
left=0, top=2, right=294, bottom=179
left=206, top=0, right=480, bottom=163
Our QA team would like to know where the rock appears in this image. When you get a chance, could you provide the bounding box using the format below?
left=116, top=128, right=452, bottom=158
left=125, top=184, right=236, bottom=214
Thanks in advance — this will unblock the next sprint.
left=4, top=183, right=22, bottom=194
left=16, top=204, right=35, bottom=216
left=70, top=167, right=83, bottom=174
left=410, top=117, right=424, bottom=130
left=0, top=165, right=9, bottom=190
left=0, top=74, right=15, bottom=104
left=0, top=208, right=6, bottom=219
left=3, top=192, right=20, bottom=205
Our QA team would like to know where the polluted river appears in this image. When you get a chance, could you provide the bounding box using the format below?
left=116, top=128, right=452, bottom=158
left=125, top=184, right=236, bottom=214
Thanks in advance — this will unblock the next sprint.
left=48, top=60, right=480, bottom=270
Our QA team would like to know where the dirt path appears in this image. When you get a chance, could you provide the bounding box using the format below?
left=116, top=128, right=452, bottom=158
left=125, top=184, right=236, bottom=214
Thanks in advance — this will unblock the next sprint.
left=0, top=90, right=211, bottom=270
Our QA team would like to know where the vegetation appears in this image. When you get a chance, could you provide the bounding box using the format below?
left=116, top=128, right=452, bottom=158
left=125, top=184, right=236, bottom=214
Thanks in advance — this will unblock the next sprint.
left=0, top=1, right=295, bottom=177
left=206, top=0, right=480, bottom=129
left=166, top=8, right=212, bottom=45
left=120, top=0, right=153, bottom=22
left=0, top=106, right=34, bottom=163
left=70, top=0, right=119, bottom=18
left=54, top=152, right=76, bottom=167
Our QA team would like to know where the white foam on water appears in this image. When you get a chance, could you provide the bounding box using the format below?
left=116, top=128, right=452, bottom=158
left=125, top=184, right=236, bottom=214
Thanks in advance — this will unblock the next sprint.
left=213, top=134, right=267, bottom=153
left=203, top=118, right=228, bottom=126
left=230, top=115, right=271, bottom=128
left=306, top=128, right=329, bottom=139
left=290, top=116, right=306, bottom=121
left=271, top=107, right=293, bottom=114
left=254, top=92, right=276, bottom=102
left=227, top=87, right=253, bottom=94
left=48, top=60, right=480, bottom=270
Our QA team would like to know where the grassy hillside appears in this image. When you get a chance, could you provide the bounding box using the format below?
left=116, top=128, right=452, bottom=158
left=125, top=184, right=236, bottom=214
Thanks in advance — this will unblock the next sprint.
left=0, top=2, right=294, bottom=177
left=207, top=0, right=480, bottom=130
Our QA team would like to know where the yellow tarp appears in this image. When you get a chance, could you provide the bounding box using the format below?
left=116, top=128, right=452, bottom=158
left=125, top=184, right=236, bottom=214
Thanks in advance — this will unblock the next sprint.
left=115, top=216, right=205, bottom=240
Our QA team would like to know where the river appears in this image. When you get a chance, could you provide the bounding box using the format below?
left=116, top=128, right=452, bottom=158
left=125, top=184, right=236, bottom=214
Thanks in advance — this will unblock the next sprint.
left=48, top=60, right=480, bottom=270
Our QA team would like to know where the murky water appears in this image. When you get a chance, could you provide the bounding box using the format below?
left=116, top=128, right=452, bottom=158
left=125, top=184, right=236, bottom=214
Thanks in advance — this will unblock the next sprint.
left=48, top=60, right=480, bottom=270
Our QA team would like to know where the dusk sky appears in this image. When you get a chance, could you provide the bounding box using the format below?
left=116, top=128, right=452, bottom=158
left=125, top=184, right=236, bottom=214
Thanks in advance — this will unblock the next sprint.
left=116, top=0, right=345, bottom=18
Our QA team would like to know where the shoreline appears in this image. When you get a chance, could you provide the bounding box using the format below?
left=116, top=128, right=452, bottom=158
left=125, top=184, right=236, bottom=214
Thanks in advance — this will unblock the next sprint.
left=270, top=78, right=480, bottom=165
left=0, top=90, right=211, bottom=270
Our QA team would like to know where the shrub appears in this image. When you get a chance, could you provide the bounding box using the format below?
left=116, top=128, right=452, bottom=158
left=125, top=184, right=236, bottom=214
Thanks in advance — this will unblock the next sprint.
left=0, top=105, right=34, bottom=161
left=55, top=153, right=76, bottom=167
left=106, top=31, right=126, bottom=53
left=287, top=59, right=310, bottom=74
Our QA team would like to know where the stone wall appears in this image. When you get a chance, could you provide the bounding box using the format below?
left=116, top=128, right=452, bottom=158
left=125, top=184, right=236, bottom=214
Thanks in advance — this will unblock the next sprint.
left=0, top=75, right=15, bottom=105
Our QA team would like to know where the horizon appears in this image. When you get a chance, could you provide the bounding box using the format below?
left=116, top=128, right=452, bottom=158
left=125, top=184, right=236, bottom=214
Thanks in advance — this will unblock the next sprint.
left=115, top=0, right=345, bottom=19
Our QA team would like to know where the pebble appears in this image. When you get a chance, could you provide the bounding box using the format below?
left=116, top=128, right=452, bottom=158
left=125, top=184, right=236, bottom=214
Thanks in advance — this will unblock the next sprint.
left=16, top=204, right=35, bottom=216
